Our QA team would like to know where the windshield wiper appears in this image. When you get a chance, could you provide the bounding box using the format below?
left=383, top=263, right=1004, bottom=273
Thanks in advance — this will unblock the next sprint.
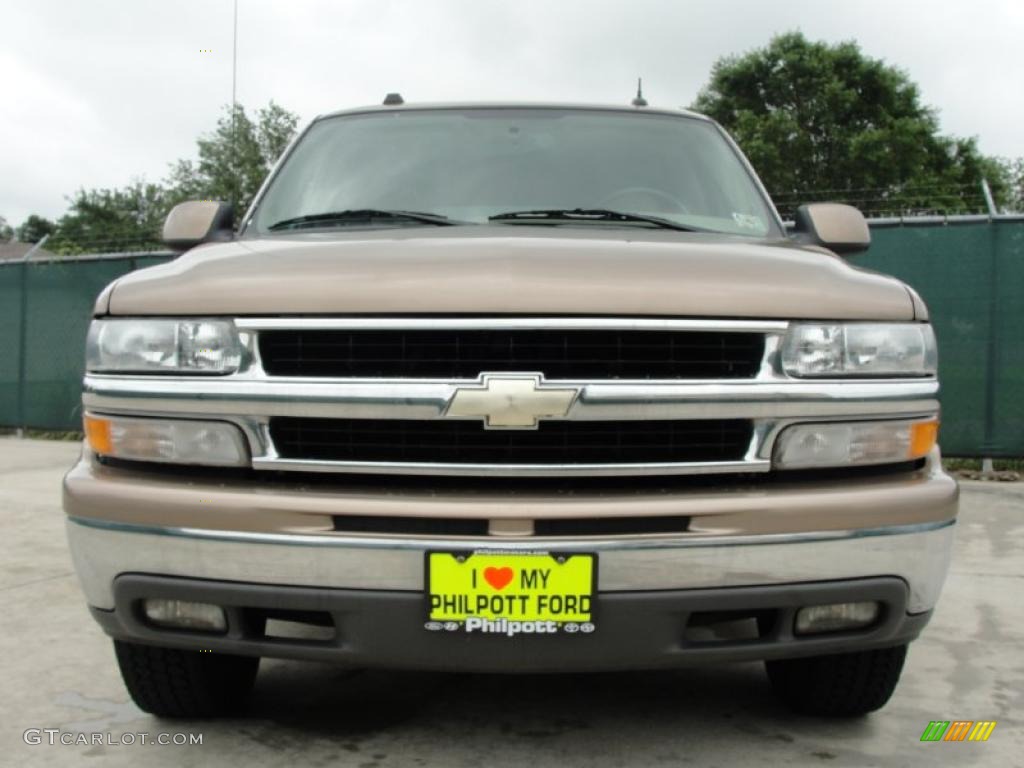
left=268, top=209, right=460, bottom=231
left=488, top=208, right=703, bottom=233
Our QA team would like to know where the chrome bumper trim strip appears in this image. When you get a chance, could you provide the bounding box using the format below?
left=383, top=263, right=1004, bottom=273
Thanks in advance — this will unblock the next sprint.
left=68, top=514, right=954, bottom=550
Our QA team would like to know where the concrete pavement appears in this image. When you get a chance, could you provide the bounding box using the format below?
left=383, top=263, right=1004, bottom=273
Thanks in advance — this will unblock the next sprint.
left=1, top=438, right=1021, bottom=767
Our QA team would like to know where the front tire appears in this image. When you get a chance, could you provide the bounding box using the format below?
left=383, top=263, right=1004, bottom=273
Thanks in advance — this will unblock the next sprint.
left=765, top=644, right=907, bottom=717
left=114, top=640, right=259, bottom=718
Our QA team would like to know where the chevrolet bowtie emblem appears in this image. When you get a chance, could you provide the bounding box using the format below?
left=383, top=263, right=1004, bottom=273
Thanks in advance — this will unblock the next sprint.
left=445, top=374, right=580, bottom=429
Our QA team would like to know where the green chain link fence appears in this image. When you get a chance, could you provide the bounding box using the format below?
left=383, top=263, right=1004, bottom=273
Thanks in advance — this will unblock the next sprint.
left=857, top=217, right=1023, bottom=457
left=0, top=253, right=174, bottom=431
left=1, top=218, right=1021, bottom=456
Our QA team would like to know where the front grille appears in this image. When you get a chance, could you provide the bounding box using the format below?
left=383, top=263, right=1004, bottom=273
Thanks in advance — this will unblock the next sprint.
left=269, top=417, right=753, bottom=465
left=258, top=328, right=764, bottom=379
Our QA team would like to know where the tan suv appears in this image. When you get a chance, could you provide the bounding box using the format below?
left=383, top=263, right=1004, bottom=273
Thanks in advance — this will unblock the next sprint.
left=64, top=101, right=957, bottom=719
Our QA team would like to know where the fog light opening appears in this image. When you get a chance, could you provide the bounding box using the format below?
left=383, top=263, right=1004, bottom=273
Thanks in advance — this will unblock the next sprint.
left=142, top=599, right=227, bottom=633
left=794, top=601, right=880, bottom=636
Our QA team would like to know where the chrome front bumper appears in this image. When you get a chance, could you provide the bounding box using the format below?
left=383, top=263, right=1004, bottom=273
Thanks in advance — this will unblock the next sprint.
left=67, top=515, right=955, bottom=614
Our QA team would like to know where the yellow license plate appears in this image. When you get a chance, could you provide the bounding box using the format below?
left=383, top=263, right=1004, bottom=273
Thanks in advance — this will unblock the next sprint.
left=427, top=551, right=596, bottom=634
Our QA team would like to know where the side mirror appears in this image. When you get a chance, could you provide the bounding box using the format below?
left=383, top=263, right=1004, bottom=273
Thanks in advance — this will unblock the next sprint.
left=162, top=201, right=234, bottom=251
left=792, top=203, right=870, bottom=256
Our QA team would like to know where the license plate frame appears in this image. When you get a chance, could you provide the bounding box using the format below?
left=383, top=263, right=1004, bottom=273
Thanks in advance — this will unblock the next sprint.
left=424, top=550, right=598, bottom=635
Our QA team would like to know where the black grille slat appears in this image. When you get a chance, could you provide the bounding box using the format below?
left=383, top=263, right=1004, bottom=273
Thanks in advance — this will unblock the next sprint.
left=332, top=515, right=489, bottom=536
left=328, top=515, right=691, bottom=537
left=259, top=329, right=764, bottom=379
left=535, top=516, right=691, bottom=536
left=270, top=418, right=753, bottom=465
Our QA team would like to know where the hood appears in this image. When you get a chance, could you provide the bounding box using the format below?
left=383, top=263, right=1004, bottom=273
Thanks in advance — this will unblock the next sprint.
left=105, top=226, right=914, bottom=320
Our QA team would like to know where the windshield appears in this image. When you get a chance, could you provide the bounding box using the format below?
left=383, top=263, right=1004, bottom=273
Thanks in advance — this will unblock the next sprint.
left=248, top=108, right=779, bottom=237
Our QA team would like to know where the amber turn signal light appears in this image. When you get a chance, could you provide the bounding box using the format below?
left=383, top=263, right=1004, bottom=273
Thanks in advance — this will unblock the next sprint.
left=909, top=420, right=939, bottom=459
left=83, top=414, right=113, bottom=455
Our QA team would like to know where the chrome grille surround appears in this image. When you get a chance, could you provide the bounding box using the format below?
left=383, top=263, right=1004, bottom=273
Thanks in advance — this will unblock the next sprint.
left=82, top=317, right=940, bottom=477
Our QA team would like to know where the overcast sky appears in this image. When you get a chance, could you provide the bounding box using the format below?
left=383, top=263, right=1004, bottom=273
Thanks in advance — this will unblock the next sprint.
left=2, top=0, right=1021, bottom=225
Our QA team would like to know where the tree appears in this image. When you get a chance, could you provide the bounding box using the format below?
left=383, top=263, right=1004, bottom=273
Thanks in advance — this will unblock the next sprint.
left=47, top=101, right=299, bottom=255
left=49, top=182, right=172, bottom=255
left=15, top=214, right=56, bottom=243
left=1001, top=157, right=1024, bottom=212
left=692, top=32, right=1012, bottom=217
left=167, top=101, right=299, bottom=215
left=0, top=216, right=12, bottom=243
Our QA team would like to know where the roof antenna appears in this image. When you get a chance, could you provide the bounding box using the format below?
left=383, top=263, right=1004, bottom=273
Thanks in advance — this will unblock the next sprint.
left=631, top=78, right=648, bottom=107
left=383, top=92, right=404, bottom=106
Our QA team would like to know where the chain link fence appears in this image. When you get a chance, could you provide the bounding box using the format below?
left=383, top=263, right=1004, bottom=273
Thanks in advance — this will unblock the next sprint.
left=0, top=252, right=175, bottom=431
left=771, top=179, right=1019, bottom=221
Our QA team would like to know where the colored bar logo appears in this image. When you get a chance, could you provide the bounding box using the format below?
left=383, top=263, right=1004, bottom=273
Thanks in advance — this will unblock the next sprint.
left=920, top=721, right=996, bottom=742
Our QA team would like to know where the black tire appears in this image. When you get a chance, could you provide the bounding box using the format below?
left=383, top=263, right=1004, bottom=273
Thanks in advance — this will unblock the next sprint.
left=114, top=640, right=259, bottom=718
left=765, top=644, right=908, bottom=717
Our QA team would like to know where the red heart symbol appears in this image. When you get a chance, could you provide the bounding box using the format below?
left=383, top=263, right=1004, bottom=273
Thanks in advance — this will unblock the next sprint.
left=484, top=566, right=514, bottom=590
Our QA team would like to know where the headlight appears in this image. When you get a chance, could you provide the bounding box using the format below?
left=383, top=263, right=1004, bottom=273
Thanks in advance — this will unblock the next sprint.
left=86, top=319, right=242, bottom=374
left=781, top=323, right=937, bottom=377
left=774, top=418, right=938, bottom=469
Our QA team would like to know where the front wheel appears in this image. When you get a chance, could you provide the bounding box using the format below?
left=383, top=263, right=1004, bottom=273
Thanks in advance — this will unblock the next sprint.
left=114, top=640, right=259, bottom=718
left=765, top=644, right=908, bottom=717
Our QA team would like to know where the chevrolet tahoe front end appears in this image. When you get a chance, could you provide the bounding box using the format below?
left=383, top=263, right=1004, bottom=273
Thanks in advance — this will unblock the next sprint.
left=63, top=102, right=957, bottom=719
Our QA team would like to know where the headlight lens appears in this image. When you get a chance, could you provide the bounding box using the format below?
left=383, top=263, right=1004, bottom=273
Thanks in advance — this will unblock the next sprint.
left=84, top=413, right=249, bottom=466
left=774, top=419, right=938, bottom=469
left=781, top=323, right=937, bottom=377
left=86, top=319, right=242, bottom=374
